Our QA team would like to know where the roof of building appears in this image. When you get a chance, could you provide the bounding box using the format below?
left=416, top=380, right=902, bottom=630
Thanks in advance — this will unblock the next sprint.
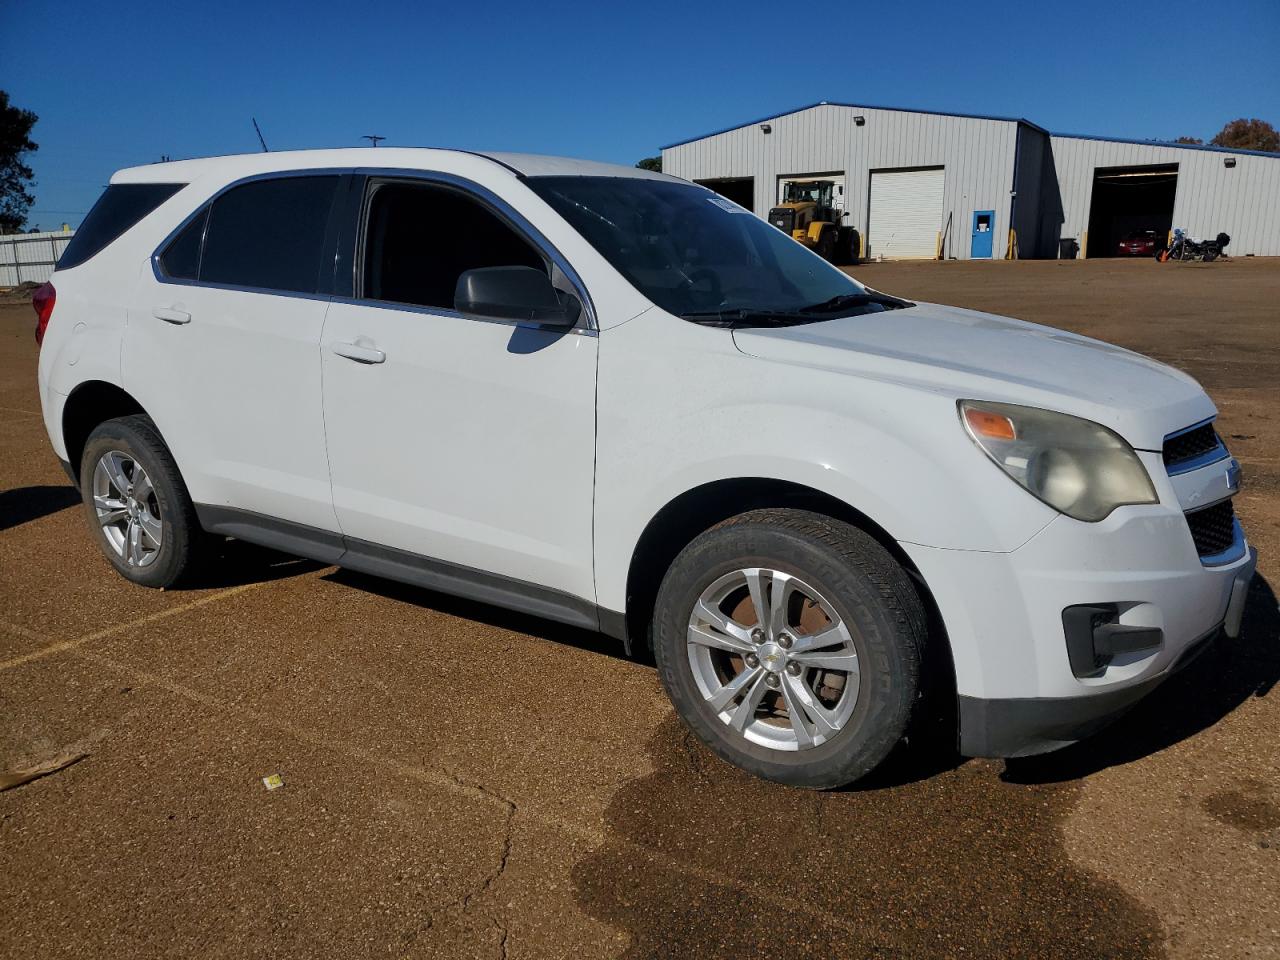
left=661, top=101, right=1280, bottom=160
left=1049, top=130, right=1280, bottom=159
left=660, top=101, right=1048, bottom=150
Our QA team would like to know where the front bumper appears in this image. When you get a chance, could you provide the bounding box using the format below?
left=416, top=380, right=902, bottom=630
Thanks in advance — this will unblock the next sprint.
left=957, top=603, right=1240, bottom=758
left=902, top=501, right=1257, bottom=757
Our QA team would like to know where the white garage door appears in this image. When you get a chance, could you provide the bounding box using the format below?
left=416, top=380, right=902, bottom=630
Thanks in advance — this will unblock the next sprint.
left=868, top=168, right=945, bottom=259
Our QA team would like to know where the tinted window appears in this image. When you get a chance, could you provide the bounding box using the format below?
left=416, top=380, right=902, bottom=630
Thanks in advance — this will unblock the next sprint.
left=58, top=183, right=184, bottom=270
left=362, top=181, right=544, bottom=309
left=158, top=207, right=206, bottom=280
left=200, top=176, right=339, bottom=293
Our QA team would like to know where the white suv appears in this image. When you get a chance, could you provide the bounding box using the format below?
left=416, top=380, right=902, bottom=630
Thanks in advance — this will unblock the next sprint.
left=35, top=149, right=1257, bottom=787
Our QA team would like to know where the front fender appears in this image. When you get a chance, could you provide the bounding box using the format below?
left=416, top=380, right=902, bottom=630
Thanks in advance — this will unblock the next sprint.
left=592, top=309, right=1056, bottom=612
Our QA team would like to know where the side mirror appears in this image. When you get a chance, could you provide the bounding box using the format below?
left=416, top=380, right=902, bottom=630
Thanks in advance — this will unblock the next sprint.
left=454, top=266, right=577, bottom=327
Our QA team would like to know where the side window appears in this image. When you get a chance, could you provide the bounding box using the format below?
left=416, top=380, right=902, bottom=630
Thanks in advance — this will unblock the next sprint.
left=158, top=207, right=207, bottom=280
left=59, top=183, right=185, bottom=270
left=199, top=176, right=339, bottom=293
left=361, top=181, right=545, bottom=309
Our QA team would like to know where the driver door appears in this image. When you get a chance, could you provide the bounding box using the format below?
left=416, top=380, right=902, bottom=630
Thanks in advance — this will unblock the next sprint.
left=320, top=175, right=599, bottom=609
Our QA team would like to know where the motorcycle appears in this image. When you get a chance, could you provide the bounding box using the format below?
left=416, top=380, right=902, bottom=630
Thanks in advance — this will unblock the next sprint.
left=1158, top=229, right=1231, bottom=262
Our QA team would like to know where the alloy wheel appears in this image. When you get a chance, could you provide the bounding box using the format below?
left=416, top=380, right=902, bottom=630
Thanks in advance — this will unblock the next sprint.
left=686, top=568, right=860, bottom=751
left=92, top=450, right=163, bottom=567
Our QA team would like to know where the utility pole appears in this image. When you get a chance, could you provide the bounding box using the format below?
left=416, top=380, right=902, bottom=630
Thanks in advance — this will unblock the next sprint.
left=362, top=135, right=386, bottom=148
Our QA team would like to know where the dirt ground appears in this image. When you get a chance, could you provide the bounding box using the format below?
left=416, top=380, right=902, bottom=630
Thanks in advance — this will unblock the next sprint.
left=1, top=258, right=1277, bottom=959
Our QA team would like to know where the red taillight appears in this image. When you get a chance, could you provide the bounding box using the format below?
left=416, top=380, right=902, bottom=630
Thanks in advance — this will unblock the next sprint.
left=33, top=282, right=55, bottom=346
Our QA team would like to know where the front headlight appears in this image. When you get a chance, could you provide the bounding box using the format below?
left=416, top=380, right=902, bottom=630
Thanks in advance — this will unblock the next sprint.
left=959, top=400, right=1157, bottom=522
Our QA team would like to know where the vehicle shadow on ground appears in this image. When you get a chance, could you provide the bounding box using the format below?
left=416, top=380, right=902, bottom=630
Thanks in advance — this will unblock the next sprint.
left=321, top=568, right=633, bottom=661
left=0, top=484, right=80, bottom=531
left=182, top=538, right=326, bottom=589
left=1004, top=574, right=1280, bottom=785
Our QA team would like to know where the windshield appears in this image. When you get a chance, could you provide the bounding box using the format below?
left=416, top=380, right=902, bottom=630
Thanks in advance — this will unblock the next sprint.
left=526, top=176, right=884, bottom=322
left=784, top=182, right=830, bottom=203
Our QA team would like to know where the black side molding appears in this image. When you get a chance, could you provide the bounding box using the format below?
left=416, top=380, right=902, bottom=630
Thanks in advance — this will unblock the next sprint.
left=58, top=457, right=79, bottom=489
left=197, top=504, right=345, bottom=564
left=338, top=535, right=601, bottom=633
left=193, top=504, right=629, bottom=646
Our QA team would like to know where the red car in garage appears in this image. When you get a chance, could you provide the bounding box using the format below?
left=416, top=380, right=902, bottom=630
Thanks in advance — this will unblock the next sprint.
left=1117, top=230, right=1162, bottom=256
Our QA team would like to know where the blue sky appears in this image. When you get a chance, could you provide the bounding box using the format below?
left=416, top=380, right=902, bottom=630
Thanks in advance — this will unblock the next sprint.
left=5, top=0, right=1278, bottom=229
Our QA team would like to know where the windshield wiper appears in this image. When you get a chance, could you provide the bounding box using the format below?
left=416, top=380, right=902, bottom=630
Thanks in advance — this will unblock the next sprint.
left=798, top=290, right=911, bottom=314
left=679, top=307, right=826, bottom=328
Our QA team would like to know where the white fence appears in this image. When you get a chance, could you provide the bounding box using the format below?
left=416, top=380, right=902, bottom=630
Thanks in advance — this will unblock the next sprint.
left=0, top=230, right=75, bottom=286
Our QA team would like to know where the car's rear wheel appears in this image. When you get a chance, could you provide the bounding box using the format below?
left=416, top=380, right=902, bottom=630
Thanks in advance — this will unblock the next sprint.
left=79, top=415, right=205, bottom=588
left=653, top=509, right=927, bottom=789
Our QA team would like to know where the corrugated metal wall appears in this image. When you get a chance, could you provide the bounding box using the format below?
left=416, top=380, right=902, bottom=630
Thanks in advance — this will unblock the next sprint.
left=663, top=104, right=1021, bottom=260
left=1049, top=136, right=1280, bottom=257
left=662, top=104, right=1280, bottom=259
left=0, top=230, right=75, bottom=286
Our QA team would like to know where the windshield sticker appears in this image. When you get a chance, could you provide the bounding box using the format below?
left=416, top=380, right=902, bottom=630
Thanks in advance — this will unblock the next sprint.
left=707, top=196, right=750, bottom=214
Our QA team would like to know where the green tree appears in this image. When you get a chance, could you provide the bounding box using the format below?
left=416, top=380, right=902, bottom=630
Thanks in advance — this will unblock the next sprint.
left=1174, top=136, right=1203, bottom=145
left=0, top=90, right=39, bottom=234
left=636, top=156, right=662, bottom=172
left=1210, top=118, right=1279, bottom=152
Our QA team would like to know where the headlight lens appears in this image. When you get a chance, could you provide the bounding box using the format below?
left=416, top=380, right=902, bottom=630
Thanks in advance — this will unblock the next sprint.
left=959, top=400, right=1157, bottom=522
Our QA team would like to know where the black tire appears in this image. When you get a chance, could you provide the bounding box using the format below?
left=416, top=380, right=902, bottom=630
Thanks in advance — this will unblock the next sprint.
left=816, top=230, right=836, bottom=262
left=653, top=509, right=928, bottom=789
left=79, top=415, right=206, bottom=588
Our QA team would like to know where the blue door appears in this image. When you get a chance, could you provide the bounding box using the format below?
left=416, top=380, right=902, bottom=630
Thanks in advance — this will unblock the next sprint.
left=971, top=210, right=995, bottom=259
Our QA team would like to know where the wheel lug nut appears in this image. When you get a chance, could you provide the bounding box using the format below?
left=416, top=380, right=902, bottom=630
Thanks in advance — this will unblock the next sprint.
left=745, top=653, right=759, bottom=668
left=778, top=633, right=792, bottom=649
left=750, top=628, right=765, bottom=644
left=765, top=674, right=780, bottom=689
left=786, top=662, right=802, bottom=676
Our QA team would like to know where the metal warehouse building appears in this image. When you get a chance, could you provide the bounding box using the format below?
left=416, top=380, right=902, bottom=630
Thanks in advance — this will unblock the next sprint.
left=660, top=101, right=1280, bottom=260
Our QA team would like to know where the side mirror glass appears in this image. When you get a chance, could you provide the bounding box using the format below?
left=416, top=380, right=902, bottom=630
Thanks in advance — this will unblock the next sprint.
left=454, top=266, right=577, bottom=327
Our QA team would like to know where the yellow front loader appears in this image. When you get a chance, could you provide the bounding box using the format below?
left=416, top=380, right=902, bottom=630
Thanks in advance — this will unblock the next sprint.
left=767, top=180, right=859, bottom=264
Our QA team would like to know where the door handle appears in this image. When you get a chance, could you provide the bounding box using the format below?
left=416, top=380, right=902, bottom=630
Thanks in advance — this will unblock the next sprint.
left=153, top=306, right=191, bottom=325
left=331, top=340, right=386, bottom=364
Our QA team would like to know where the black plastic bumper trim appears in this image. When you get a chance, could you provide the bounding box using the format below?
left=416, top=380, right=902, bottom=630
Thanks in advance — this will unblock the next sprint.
left=1062, top=603, right=1164, bottom=678
left=59, top=457, right=78, bottom=489
left=958, top=624, right=1220, bottom=758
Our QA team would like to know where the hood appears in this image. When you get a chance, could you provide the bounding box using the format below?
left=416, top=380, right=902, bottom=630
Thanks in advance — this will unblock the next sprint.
left=731, top=301, right=1213, bottom=450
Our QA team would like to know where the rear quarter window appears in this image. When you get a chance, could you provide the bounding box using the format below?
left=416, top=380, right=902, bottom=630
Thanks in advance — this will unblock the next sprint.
left=58, top=183, right=185, bottom=270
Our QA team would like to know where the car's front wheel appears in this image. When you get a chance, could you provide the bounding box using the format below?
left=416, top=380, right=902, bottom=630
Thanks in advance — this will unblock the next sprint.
left=653, top=509, right=927, bottom=789
left=79, top=415, right=206, bottom=588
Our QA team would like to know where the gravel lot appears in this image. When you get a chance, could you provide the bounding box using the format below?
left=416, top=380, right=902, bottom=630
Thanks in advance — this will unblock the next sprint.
left=2, top=258, right=1277, bottom=959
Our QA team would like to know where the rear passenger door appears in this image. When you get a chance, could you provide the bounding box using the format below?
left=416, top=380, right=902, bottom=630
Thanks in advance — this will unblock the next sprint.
left=125, top=173, right=346, bottom=536
left=319, top=174, right=599, bottom=608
